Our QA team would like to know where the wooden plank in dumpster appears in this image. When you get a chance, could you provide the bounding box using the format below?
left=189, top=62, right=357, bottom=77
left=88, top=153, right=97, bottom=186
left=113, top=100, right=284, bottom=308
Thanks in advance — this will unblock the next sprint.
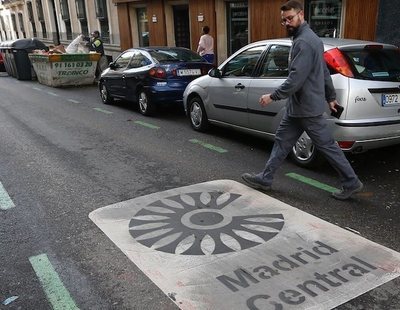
left=28, top=53, right=101, bottom=87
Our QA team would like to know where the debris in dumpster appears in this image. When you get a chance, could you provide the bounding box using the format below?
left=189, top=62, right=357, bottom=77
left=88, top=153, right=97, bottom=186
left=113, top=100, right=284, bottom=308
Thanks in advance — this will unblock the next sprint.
left=66, top=34, right=90, bottom=54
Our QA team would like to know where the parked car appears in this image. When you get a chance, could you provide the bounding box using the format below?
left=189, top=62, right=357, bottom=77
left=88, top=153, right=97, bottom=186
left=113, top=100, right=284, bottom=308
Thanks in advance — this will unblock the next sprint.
left=98, top=47, right=214, bottom=115
left=0, top=52, right=5, bottom=72
left=183, top=38, right=400, bottom=167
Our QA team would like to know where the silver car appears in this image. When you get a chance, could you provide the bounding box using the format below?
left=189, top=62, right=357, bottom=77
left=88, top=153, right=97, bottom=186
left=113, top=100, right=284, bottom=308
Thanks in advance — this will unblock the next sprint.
left=183, top=38, right=400, bottom=167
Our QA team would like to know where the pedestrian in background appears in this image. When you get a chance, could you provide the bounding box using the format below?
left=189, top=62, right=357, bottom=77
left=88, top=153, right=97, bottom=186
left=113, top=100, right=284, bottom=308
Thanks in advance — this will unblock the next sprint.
left=88, top=30, right=109, bottom=80
left=197, top=26, right=214, bottom=64
left=241, top=0, right=363, bottom=200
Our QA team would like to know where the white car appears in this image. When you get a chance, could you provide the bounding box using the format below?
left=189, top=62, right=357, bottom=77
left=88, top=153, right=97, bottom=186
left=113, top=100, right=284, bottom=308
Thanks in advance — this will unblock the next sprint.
left=183, top=38, right=400, bottom=167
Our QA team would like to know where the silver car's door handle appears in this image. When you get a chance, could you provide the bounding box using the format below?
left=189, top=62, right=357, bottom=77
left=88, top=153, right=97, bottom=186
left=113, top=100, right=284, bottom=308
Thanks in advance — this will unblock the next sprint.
left=235, top=83, right=245, bottom=90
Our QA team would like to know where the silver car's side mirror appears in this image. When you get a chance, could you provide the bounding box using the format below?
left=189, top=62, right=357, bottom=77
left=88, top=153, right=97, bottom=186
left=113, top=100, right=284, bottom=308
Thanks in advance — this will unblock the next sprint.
left=208, top=68, right=222, bottom=78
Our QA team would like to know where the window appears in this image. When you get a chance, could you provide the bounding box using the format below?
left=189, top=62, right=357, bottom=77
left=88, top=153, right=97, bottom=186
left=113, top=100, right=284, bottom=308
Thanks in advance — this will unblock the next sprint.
left=59, top=0, right=70, bottom=20
left=27, top=2, right=34, bottom=22
left=65, top=20, right=72, bottom=40
left=260, top=45, right=290, bottom=78
left=18, top=13, right=25, bottom=38
left=100, top=21, right=109, bottom=43
left=95, top=0, right=107, bottom=19
left=27, top=2, right=37, bottom=37
left=339, top=48, right=400, bottom=82
left=137, top=8, right=149, bottom=47
left=115, top=51, right=135, bottom=69
left=11, top=14, right=19, bottom=38
left=306, top=0, right=343, bottom=38
left=129, top=51, right=151, bottom=68
left=227, top=1, right=248, bottom=55
left=222, top=45, right=265, bottom=77
left=75, top=0, right=88, bottom=35
left=75, top=0, right=86, bottom=19
left=0, top=16, right=7, bottom=40
left=36, top=0, right=45, bottom=22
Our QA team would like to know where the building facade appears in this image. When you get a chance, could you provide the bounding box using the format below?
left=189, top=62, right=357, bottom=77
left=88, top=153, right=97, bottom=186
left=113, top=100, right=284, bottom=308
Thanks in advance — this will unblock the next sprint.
left=113, top=0, right=383, bottom=64
left=0, top=0, right=399, bottom=65
left=0, top=0, right=121, bottom=60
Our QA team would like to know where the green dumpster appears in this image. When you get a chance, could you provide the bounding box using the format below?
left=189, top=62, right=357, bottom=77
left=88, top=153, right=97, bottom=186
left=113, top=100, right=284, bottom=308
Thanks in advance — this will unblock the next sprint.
left=28, top=53, right=101, bottom=87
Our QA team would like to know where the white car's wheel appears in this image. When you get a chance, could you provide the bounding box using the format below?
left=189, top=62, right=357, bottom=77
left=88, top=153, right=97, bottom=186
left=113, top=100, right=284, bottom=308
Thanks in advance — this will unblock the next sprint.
left=291, top=132, right=324, bottom=168
left=189, top=96, right=208, bottom=131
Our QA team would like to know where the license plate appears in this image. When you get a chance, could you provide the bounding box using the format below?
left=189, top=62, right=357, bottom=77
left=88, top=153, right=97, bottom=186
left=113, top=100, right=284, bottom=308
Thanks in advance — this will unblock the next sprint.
left=177, top=69, right=201, bottom=76
left=382, top=93, right=400, bottom=106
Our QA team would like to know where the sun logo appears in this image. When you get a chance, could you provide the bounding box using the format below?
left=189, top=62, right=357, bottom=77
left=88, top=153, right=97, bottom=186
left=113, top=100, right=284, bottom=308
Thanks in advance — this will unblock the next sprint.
left=129, top=191, right=284, bottom=255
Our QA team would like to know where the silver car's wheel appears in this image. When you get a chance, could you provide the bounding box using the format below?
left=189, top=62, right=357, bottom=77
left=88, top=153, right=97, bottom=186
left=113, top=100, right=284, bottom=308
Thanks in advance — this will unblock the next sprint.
left=291, top=132, right=323, bottom=168
left=100, top=83, right=113, bottom=105
left=189, top=96, right=208, bottom=131
left=138, top=90, right=155, bottom=116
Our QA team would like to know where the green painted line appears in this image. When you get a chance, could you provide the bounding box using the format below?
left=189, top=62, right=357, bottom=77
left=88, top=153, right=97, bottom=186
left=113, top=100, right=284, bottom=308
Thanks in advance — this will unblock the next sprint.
left=189, top=139, right=228, bottom=153
left=93, top=107, right=113, bottom=114
left=29, top=254, right=79, bottom=310
left=134, top=120, right=160, bottom=129
left=286, top=172, right=339, bottom=193
left=0, top=181, right=15, bottom=210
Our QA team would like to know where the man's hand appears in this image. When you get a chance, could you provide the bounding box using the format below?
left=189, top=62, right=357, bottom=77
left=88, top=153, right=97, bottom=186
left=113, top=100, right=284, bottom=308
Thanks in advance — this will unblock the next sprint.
left=329, top=99, right=339, bottom=112
left=259, top=94, right=273, bottom=107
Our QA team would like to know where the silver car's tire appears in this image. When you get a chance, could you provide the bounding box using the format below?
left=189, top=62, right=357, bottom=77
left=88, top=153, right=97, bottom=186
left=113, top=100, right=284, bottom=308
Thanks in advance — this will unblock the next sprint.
left=290, top=132, right=324, bottom=168
left=100, top=83, right=113, bottom=105
left=138, top=90, right=155, bottom=116
left=189, top=96, right=208, bottom=131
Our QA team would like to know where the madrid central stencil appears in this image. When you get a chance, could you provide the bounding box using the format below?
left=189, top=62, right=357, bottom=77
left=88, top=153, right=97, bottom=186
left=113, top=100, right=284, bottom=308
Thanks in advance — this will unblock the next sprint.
left=129, top=191, right=285, bottom=255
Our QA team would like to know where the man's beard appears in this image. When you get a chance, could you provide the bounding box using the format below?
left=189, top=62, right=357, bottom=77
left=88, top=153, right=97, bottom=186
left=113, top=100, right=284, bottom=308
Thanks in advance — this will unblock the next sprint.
left=286, top=26, right=298, bottom=36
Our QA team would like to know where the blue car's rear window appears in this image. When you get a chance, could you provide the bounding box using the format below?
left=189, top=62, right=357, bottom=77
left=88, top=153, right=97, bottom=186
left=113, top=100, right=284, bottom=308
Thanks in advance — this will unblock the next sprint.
left=149, top=49, right=204, bottom=63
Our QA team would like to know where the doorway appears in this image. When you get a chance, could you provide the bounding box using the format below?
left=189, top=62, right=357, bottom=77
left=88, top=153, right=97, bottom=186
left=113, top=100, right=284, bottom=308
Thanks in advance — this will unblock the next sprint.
left=173, top=5, right=190, bottom=48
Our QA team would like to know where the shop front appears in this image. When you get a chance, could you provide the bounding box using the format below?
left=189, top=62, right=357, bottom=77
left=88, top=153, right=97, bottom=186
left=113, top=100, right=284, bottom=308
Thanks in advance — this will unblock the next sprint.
left=112, top=0, right=380, bottom=65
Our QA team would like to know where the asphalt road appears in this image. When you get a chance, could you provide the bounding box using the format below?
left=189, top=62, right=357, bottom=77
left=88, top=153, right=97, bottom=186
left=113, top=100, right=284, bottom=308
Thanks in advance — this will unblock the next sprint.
left=0, top=74, right=399, bottom=309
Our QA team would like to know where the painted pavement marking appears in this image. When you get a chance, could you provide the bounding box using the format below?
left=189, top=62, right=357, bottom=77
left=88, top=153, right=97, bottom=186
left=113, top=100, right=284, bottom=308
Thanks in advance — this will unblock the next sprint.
left=134, top=120, right=160, bottom=129
left=93, top=107, right=113, bottom=114
left=286, top=172, right=338, bottom=193
left=89, top=180, right=400, bottom=310
left=0, top=181, right=15, bottom=210
left=29, top=254, right=79, bottom=310
left=32, top=87, right=43, bottom=91
left=67, top=99, right=81, bottom=104
left=46, top=91, right=59, bottom=97
left=189, top=138, right=228, bottom=153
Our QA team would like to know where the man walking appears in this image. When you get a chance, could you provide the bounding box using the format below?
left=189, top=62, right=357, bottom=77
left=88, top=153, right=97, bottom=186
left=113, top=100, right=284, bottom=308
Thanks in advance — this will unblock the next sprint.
left=241, top=0, right=363, bottom=200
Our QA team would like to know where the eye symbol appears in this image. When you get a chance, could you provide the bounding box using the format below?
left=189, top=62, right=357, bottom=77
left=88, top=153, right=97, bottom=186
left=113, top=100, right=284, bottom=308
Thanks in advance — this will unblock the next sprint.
left=129, top=191, right=284, bottom=255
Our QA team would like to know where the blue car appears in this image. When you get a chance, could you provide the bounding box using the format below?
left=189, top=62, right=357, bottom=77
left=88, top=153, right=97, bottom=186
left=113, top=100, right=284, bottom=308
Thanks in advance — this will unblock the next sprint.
left=99, top=47, right=214, bottom=115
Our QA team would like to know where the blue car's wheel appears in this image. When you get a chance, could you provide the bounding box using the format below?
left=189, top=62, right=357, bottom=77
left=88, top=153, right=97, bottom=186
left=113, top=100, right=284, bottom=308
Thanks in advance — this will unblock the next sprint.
left=189, top=96, right=208, bottom=131
left=100, top=82, right=113, bottom=105
left=138, top=90, right=155, bottom=116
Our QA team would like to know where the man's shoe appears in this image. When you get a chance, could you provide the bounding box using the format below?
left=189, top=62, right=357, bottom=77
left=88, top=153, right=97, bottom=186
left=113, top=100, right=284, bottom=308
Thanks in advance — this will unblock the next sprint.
left=331, top=181, right=363, bottom=200
left=241, top=173, right=271, bottom=191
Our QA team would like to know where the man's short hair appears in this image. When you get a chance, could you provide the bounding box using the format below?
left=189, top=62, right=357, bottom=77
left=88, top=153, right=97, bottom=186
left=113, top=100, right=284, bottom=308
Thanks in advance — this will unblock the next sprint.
left=92, top=30, right=100, bottom=36
left=203, top=26, right=210, bottom=34
left=281, top=0, right=303, bottom=11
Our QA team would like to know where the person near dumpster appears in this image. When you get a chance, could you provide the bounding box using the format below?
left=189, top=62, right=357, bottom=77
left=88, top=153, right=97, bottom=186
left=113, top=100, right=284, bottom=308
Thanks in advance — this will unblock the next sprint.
left=88, top=30, right=109, bottom=80
left=241, top=0, right=363, bottom=200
